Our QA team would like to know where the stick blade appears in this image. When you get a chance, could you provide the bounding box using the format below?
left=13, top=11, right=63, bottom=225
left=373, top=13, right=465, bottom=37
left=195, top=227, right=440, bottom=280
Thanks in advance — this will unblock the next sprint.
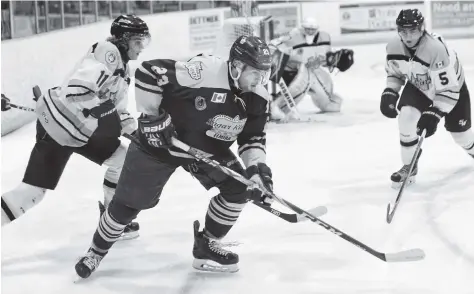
left=296, top=206, right=328, bottom=222
left=385, top=248, right=425, bottom=262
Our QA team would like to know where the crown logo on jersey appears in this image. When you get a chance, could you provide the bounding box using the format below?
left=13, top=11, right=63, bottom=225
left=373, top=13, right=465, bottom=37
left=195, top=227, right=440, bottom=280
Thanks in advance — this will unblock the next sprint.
left=410, top=73, right=431, bottom=91
left=184, top=61, right=203, bottom=80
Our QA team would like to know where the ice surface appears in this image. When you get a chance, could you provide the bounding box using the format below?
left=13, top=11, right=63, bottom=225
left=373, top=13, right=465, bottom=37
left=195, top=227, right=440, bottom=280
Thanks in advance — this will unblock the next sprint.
left=2, top=39, right=473, bottom=294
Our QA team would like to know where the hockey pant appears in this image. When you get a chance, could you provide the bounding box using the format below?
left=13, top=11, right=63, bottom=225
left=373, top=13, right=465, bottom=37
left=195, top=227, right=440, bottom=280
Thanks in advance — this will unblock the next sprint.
left=397, top=82, right=474, bottom=164
left=91, top=142, right=249, bottom=254
left=1, top=121, right=127, bottom=226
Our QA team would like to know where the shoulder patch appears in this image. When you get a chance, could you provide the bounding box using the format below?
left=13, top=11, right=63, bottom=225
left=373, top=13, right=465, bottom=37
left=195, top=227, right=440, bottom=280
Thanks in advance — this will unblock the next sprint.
left=105, top=51, right=118, bottom=64
left=184, top=61, right=203, bottom=80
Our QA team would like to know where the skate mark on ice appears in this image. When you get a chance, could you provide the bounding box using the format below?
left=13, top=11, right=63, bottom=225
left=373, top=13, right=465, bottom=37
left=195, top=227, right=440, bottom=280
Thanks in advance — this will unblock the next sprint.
left=420, top=166, right=474, bottom=265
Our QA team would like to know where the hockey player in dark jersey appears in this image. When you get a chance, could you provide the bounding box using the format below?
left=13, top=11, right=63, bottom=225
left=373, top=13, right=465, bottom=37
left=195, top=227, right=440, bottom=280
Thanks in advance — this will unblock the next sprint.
left=75, top=35, right=274, bottom=277
left=1, top=15, right=150, bottom=239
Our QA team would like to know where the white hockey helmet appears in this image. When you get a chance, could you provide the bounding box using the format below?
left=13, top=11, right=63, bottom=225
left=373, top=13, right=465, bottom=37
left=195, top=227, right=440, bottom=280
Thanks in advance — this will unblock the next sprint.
left=301, top=17, right=319, bottom=44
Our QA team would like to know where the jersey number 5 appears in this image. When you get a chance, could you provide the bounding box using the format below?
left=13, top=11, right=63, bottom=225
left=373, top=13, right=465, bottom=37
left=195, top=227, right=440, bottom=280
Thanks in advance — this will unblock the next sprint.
left=438, top=72, right=449, bottom=86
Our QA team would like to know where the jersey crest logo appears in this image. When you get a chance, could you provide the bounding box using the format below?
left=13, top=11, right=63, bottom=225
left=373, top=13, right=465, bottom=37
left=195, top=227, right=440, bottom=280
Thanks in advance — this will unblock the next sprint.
left=211, top=92, right=227, bottom=103
left=409, top=73, right=431, bottom=91
left=195, top=96, right=207, bottom=111
left=184, top=61, right=203, bottom=80
left=206, top=115, right=247, bottom=141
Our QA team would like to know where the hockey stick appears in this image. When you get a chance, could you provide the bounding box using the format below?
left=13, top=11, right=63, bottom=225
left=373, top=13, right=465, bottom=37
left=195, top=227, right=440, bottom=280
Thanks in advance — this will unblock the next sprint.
left=278, top=77, right=301, bottom=119
left=386, top=129, right=426, bottom=224
left=170, top=137, right=425, bottom=262
left=121, top=133, right=325, bottom=223
left=1, top=86, right=41, bottom=113
left=8, top=103, right=35, bottom=112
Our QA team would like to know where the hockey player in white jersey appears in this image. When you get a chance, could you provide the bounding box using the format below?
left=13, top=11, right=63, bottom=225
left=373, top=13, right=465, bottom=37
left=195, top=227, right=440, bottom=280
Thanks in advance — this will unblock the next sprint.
left=1, top=15, right=150, bottom=239
left=380, top=9, right=474, bottom=187
left=269, top=17, right=354, bottom=121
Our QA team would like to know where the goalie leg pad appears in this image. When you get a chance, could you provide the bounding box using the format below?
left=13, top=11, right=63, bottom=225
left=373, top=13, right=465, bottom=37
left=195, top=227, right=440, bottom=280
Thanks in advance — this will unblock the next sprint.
left=308, top=68, right=341, bottom=112
left=274, top=67, right=310, bottom=114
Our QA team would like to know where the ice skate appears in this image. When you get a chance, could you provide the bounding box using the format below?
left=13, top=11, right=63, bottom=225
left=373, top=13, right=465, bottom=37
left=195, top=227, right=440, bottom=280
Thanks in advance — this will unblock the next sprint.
left=391, top=149, right=422, bottom=189
left=98, top=201, right=139, bottom=240
left=391, top=164, right=418, bottom=189
left=75, top=248, right=104, bottom=279
left=192, top=220, right=239, bottom=273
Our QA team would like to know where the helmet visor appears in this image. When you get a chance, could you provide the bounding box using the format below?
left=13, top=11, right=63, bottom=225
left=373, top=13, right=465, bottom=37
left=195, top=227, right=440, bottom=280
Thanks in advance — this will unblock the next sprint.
left=397, top=27, right=422, bottom=47
left=128, top=34, right=151, bottom=50
left=241, top=64, right=271, bottom=87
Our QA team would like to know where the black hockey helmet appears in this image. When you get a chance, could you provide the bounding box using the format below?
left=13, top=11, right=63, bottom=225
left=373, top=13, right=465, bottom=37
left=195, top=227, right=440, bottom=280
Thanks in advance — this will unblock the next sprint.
left=229, top=35, right=272, bottom=71
left=396, top=9, right=424, bottom=29
left=111, top=14, right=149, bottom=39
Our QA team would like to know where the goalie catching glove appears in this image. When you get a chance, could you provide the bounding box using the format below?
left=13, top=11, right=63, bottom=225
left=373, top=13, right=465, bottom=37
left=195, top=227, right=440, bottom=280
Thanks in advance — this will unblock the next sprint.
left=326, top=49, right=354, bottom=72
left=246, top=163, right=274, bottom=204
left=138, top=109, right=176, bottom=148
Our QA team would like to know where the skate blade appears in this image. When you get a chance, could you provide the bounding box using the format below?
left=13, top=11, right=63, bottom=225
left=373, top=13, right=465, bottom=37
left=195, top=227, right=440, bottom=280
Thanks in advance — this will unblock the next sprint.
left=117, top=231, right=139, bottom=241
left=192, top=259, right=239, bottom=273
left=391, top=176, right=416, bottom=189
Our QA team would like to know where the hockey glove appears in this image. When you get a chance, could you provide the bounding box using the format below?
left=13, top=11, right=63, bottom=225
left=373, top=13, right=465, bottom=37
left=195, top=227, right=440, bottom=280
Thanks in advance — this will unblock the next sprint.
left=138, top=109, right=175, bottom=149
left=380, top=88, right=399, bottom=118
left=246, top=163, right=273, bottom=204
left=417, top=106, right=445, bottom=138
left=84, top=99, right=122, bottom=138
left=1, top=94, right=11, bottom=111
left=326, top=49, right=354, bottom=72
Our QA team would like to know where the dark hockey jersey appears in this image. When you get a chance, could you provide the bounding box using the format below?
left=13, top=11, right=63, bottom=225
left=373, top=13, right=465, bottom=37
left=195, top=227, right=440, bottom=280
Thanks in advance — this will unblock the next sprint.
left=134, top=54, right=270, bottom=167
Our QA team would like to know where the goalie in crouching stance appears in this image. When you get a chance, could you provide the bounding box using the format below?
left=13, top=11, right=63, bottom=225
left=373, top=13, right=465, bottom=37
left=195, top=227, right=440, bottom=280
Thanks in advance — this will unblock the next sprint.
left=75, top=35, right=275, bottom=278
left=269, top=17, right=354, bottom=121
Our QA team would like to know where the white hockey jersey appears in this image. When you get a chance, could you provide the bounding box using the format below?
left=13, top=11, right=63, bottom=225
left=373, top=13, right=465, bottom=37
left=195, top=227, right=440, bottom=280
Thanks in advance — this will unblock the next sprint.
left=36, top=41, right=136, bottom=147
left=385, top=33, right=465, bottom=114
left=271, top=27, right=331, bottom=72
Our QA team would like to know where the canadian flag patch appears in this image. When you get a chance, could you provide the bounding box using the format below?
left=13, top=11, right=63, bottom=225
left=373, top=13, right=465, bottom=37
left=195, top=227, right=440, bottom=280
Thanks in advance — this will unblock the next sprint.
left=211, top=92, right=227, bottom=103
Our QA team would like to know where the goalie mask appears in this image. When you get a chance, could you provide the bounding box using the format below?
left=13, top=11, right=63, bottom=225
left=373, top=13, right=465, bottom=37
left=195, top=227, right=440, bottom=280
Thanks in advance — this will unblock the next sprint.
left=301, top=17, right=319, bottom=45
left=229, top=35, right=272, bottom=91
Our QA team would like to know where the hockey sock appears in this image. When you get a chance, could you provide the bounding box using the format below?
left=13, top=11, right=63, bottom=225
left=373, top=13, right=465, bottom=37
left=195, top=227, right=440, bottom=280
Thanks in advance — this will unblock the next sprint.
left=451, top=130, right=474, bottom=157
left=204, top=194, right=246, bottom=239
left=102, top=144, right=127, bottom=207
left=400, top=138, right=419, bottom=165
left=92, top=199, right=140, bottom=254
left=1, top=183, right=46, bottom=226
left=102, top=179, right=117, bottom=208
